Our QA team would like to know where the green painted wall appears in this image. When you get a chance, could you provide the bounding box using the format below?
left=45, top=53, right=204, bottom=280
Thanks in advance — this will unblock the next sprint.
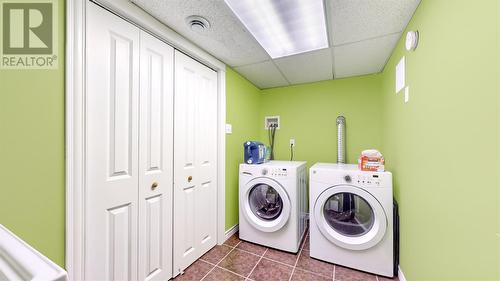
left=225, top=68, right=262, bottom=230
left=380, top=0, right=500, bottom=280
left=259, top=76, right=383, bottom=167
left=0, top=0, right=65, bottom=267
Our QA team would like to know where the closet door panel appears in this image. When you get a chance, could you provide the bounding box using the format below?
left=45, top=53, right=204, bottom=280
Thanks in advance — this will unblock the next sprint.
left=173, top=51, right=218, bottom=274
left=174, top=56, right=199, bottom=270
left=195, top=68, right=218, bottom=256
left=85, top=3, right=140, bottom=280
left=138, top=30, right=174, bottom=281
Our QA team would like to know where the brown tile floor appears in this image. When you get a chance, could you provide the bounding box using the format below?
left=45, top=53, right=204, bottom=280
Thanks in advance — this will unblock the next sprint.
left=173, top=231, right=398, bottom=281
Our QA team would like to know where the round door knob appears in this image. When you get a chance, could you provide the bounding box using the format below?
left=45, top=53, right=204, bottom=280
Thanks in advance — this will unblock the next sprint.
left=344, top=175, right=352, bottom=183
left=151, top=182, right=159, bottom=190
left=188, top=176, right=193, bottom=182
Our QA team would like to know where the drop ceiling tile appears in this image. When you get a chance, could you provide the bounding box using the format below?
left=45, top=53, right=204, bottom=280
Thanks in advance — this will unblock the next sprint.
left=234, top=61, right=289, bottom=89
left=132, top=0, right=420, bottom=85
left=327, top=0, right=421, bottom=45
left=333, top=33, right=401, bottom=79
left=274, top=48, right=333, bottom=84
left=132, top=0, right=270, bottom=66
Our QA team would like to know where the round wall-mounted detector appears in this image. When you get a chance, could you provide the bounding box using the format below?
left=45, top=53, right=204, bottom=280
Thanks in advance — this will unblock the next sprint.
left=186, top=16, right=210, bottom=33
left=405, top=30, right=419, bottom=51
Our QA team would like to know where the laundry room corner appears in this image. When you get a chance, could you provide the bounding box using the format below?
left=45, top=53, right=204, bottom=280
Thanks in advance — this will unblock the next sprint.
left=258, top=76, right=384, bottom=168
left=225, top=67, right=262, bottom=231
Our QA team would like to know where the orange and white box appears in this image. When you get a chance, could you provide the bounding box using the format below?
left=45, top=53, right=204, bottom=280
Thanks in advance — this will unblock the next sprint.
left=358, top=149, right=385, bottom=172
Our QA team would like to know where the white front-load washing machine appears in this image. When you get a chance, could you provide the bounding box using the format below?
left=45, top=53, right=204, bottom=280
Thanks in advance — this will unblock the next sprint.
left=239, top=161, right=307, bottom=253
left=309, top=163, right=394, bottom=277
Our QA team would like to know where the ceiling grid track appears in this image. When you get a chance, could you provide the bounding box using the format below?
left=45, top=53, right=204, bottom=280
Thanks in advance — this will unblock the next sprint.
left=323, top=0, right=336, bottom=79
left=272, top=60, right=291, bottom=87
left=333, top=31, right=403, bottom=48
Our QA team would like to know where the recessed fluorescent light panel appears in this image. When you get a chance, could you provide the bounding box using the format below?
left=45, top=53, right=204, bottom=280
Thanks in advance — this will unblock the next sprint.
left=225, top=0, right=328, bottom=58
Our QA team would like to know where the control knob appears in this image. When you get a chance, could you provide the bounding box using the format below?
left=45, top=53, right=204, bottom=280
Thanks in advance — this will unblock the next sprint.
left=344, top=175, right=352, bottom=183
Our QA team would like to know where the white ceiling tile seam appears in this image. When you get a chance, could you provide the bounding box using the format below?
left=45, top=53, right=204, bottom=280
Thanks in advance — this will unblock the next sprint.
left=332, top=31, right=404, bottom=48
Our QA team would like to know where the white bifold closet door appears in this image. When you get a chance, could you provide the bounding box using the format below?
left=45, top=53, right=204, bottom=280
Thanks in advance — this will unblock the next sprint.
left=138, top=31, right=174, bottom=281
left=86, top=3, right=173, bottom=281
left=173, top=51, right=218, bottom=274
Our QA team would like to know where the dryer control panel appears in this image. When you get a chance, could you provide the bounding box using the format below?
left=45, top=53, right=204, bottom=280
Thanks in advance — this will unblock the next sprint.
left=262, top=167, right=289, bottom=177
left=352, top=174, right=383, bottom=187
left=310, top=163, right=392, bottom=189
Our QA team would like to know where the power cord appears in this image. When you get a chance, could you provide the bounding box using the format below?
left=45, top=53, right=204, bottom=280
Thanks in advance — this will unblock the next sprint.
left=290, top=143, right=294, bottom=161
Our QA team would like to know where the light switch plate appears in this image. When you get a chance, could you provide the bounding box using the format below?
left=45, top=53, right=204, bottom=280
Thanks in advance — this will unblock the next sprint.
left=404, top=86, right=410, bottom=103
left=225, top=124, right=232, bottom=134
left=396, top=56, right=406, bottom=94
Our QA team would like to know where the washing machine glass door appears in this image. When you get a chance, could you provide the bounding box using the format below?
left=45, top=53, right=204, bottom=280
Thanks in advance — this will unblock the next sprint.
left=314, top=185, right=387, bottom=250
left=249, top=184, right=283, bottom=220
left=242, top=177, right=291, bottom=232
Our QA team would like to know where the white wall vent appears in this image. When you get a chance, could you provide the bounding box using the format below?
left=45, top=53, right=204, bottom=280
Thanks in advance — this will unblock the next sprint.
left=264, top=116, right=280, bottom=129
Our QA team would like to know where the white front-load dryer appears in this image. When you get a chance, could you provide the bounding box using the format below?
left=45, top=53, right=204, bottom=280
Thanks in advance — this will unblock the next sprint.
left=239, top=161, right=307, bottom=253
left=309, top=163, right=394, bottom=277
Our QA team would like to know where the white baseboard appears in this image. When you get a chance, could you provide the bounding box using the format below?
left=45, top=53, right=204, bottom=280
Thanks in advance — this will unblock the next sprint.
left=398, top=266, right=407, bottom=281
left=223, top=224, right=238, bottom=242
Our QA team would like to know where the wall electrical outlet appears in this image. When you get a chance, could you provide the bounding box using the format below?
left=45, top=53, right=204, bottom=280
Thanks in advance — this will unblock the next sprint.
left=289, top=138, right=295, bottom=147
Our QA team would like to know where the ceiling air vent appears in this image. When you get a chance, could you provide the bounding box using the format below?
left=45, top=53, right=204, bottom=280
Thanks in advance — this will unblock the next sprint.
left=186, top=16, right=210, bottom=33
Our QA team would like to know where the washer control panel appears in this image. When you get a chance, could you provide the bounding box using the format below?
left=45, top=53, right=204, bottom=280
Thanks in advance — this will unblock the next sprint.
left=345, top=173, right=383, bottom=187
left=263, top=168, right=288, bottom=177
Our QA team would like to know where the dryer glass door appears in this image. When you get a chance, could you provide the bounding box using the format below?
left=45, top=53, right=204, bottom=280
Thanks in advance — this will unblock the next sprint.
left=314, top=185, right=387, bottom=250
left=249, top=184, right=283, bottom=221
left=323, top=193, right=374, bottom=237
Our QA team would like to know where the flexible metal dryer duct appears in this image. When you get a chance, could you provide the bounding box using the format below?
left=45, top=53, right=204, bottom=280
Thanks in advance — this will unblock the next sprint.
left=336, top=116, right=346, bottom=164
